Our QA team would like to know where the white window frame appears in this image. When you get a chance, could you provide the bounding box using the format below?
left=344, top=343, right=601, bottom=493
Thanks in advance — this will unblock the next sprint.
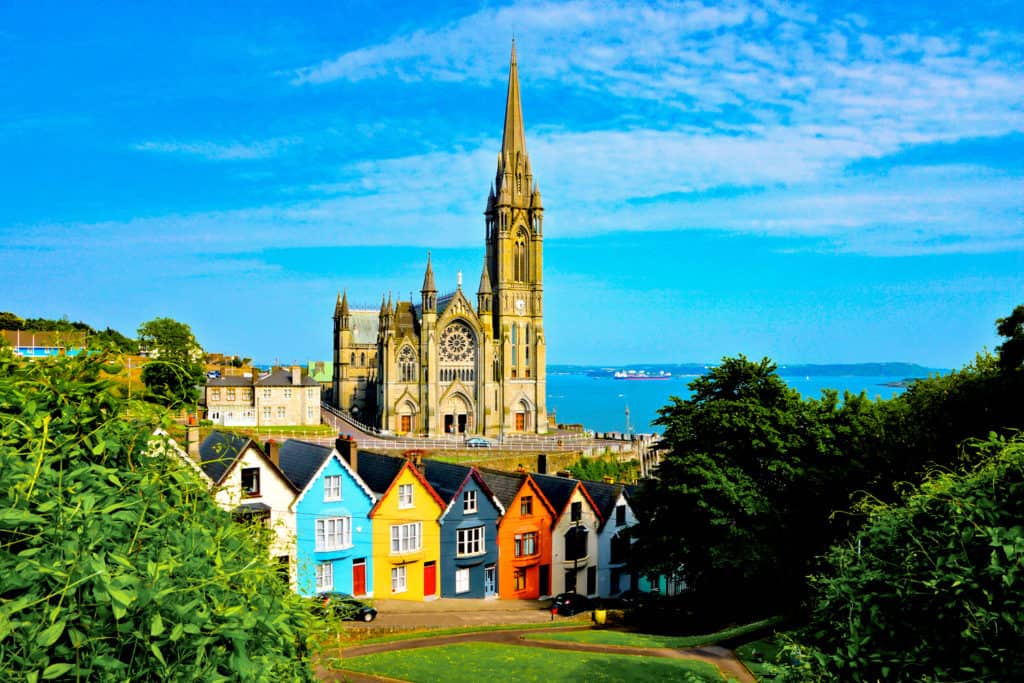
left=315, top=562, right=333, bottom=592
left=262, top=406, right=271, bottom=419
left=324, top=475, right=342, bottom=501
left=226, top=388, right=236, bottom=401
left=457, top=526, right=485, bottom=557
left=390, top=522, right=422, bottom=554
left=262, top=388, right=272, bottom=399
left=276, top=406, right=286, bottom=419
left=315, top=517, right=351, bottom=551
left=398, top=483, right=414, bottom=509
left=210, top=388, right=220, bottom=401
left=284, top=388, right=293, bottom=399
left=391, top=566, right=407, bottom=593
left=455, top=567, right=470, bottom=594
left=463, top=490, right=478, bottom=514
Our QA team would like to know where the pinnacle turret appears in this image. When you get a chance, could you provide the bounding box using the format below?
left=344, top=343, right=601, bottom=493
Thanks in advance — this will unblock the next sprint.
left=421, top=251, right=436, bottom=293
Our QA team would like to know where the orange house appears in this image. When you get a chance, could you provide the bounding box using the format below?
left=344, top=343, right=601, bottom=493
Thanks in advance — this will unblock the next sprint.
left=480, top=469, right=556, bottom=599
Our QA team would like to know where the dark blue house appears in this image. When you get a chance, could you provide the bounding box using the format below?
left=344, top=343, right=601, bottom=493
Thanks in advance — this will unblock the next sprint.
left=422, top=460, right=505, bottom=598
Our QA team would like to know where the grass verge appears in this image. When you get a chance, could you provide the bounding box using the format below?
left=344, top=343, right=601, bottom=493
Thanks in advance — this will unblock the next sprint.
left=524, top=616, right=783, bottom=649
left=321, top=621, right=588, bottom=649
left=735, top=636, right=787, bottom=681
left=338, top=642, right=738, bottom=682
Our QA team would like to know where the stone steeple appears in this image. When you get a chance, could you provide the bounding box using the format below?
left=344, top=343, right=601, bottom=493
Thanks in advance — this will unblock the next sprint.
left=420, top=252, right=437, bottom=313
left=494, top=40, right=532, bottom=205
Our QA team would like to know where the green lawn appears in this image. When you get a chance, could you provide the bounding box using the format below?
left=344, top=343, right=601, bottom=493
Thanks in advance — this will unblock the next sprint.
left=339, top=642, right=735, bottom=682
left=524, top=617, right=783, bottom=650
left=735, top=637, right=787, bottom=681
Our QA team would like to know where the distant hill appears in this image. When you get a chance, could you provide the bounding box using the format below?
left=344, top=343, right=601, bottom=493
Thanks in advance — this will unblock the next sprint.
left=549, top=362, right=948, bottom=378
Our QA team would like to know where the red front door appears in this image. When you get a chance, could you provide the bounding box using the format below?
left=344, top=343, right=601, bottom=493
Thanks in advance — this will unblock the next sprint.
left=423, top=561, right=437, bottom=597
left=352, top=560, right=366, bottom=596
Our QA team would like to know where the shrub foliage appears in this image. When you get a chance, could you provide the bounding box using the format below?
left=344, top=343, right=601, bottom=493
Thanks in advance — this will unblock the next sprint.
left=787, top=435, right=1024, bottom=682
left=0, top=351, right=312, bottom=681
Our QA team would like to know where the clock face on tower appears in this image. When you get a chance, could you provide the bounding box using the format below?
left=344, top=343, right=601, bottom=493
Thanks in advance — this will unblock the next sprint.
left=515, top=298, right=525, bottom=313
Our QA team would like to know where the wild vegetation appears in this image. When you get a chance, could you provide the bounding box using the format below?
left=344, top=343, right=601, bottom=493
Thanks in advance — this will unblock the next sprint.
left=0, top=350, right=313, bottom=681
left=629, top=304, right=1024, bottom=679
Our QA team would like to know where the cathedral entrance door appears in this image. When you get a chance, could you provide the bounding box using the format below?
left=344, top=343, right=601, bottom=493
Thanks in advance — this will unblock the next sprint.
left=515, top=412, right=525, bottom=431
left=400, top=415, right=411, bottom=434
left=444, top=415, right=455, bottom=433
left=458, top=414, right=467, bottom=433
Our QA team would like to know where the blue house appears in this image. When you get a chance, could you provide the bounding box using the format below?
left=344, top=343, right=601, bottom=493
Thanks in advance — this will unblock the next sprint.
left=280, top=438, right=376, bottom=597
left=422, top=460, right=504, bottom=598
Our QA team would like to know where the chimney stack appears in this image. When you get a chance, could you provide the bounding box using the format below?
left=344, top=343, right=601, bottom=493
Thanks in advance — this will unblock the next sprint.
left=335, top=435, right=358, bottom=472
left=266, top=439, right=280, bottom=467
left=186, top=423, right=200, bottom=460
left=291, top=365, right=301, bottom=386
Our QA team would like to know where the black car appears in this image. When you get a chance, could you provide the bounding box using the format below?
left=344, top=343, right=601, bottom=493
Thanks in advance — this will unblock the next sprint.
left=551, top=592, right=594, bottom=616
left=313, top=592, right=378, bottom=622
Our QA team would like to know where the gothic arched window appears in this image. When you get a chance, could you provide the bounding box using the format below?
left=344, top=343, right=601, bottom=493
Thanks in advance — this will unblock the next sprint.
left=513, top=230, right=528, bottom=282
left=440, top=321, right=476, bottom=384
left=399, top=346, right=417, bottom=382
left=524, top=323, right=531, bottom=376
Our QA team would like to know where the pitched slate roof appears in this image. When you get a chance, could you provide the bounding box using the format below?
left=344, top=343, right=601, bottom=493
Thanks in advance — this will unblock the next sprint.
left=579, top=479, right=624, bottom=532
left=352, top=451, right=406, bottom=495
left=393, top=301, right=420, bottom=340
left=198, top=430, right=252, bottom=483
left=478, top=468, right=528, bottom=509
left=531, top=472, right=580, bottom=517
left=277, top=440, right=333, bottom=492
left=422, top=460, right=473, bottom=504
left=256, top=367, right=321, bottom=387
left=205, top=375, right=254, bottom=387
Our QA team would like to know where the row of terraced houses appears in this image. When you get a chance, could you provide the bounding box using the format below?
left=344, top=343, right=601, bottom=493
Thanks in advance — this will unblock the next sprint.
left=177, top=429, right=646, bottom=601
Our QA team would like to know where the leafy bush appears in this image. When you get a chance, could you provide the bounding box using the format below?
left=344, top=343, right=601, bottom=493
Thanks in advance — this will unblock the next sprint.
left=785, top=434, right=1024, bottom=682
left=0, top=350, right=313, bottom=681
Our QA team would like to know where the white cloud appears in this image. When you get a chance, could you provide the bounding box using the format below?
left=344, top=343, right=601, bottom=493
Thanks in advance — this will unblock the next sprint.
left=133, top=136, right=301, bottom=161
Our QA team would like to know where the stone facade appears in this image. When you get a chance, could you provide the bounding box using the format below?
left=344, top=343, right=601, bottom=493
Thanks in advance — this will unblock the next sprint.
left=332, top=43, right=547, bottom=437
left=206, top=366, right=321, bottom=427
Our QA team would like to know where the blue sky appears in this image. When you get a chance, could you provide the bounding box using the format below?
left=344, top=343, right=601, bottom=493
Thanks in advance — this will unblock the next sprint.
left=2, top=0, right=1021, bottom=368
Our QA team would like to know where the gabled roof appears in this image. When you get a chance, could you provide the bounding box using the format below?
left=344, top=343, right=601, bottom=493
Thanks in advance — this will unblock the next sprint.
left=478, top=468, right=526, bottom=509
left=423, top=461, right=505, bottom=518
left=579, top=479, right=625, bottom=532
left=532, top=472, right=603, bottom=526
left=479, top=468, right=555, bottom=520
left=206, top=375, right=255, bottom=387
left=198, top=430, right=252, bottom=484
left=277, top=439, right=333, bottom=492
left=394, top=301, right=420, bottom=339
left=289, top=448, right=377, bottom=510
left=368, top=459, right=446, bottom=518
left=256, top=367, right=321, bottom=387
left=352, top=451, right=407, bottom=495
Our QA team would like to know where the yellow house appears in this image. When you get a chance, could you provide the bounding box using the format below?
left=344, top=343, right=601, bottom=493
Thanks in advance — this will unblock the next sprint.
left=360, top=452, right=445, bottom=601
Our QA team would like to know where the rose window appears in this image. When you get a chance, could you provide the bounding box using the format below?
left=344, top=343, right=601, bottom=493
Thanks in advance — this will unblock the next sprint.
left=440, top=324, right=474, bottom=363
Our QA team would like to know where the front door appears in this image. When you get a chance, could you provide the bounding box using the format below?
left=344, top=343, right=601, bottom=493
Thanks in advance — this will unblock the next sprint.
left=352, top=559, right=366, bottom=596
left=444, top=415, right=454, bottom=433
left=424, top=561, right=437, bottom=597
left=457, top=414, right=467, bottom=433
left=586, top=566, right=597, bottom=595
left=400, top=415, right=411, bottom=434
left=539, top=564, right=550, bottom=596
left=515, top=412, right=525, bottom=431
left=564, top=569, right=577, bottom=593
left=484, top=565, right=496, bottom=595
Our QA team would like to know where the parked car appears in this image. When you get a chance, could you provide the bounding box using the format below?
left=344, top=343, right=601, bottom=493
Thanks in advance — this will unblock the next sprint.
left=465, top=437, right=491, bottom=448
left=312, top=592, right=377, bottom=622
left=603, top=589, right=653, bottom=609
left=551, top=592, right=594, bottom=616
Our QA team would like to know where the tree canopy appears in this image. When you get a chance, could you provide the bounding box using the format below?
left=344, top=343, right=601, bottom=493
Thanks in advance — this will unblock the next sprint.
left=138, top=317, right=205, bottom=407
left=0, top=349, right=312, bottom=680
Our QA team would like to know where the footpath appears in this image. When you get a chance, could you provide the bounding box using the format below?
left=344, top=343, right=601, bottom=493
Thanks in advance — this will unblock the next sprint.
left=318, top=615, right=756, bottom=683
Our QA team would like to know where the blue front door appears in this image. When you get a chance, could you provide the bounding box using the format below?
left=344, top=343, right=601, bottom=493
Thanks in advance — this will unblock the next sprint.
left=484, top=565, right=496, bottom=595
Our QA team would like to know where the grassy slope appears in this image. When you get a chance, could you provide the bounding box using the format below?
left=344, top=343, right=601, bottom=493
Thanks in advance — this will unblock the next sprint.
left=524, top=617, right=783, bottom=649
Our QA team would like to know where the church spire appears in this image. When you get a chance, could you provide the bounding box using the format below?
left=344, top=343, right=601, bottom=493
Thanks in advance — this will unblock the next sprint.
left=421, top=251, right=436, bottom=293
left=500, top=39, right=528, bottom=167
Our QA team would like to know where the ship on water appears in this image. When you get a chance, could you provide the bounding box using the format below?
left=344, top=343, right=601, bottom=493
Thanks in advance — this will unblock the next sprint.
left=613, top=369, right=673, bottom=380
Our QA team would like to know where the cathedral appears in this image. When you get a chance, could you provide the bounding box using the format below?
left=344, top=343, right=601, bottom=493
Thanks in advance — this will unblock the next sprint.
left=332, top=43, right=547, bottom=437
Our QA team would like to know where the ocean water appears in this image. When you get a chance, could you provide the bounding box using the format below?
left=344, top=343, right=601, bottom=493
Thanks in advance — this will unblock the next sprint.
left=546, top=373, right=915, bottom=434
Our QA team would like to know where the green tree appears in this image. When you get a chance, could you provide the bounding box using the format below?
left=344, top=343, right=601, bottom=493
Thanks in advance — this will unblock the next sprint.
left=0, top=311, right=25, bottom=329
left=996, top=303, right=1024, bottom=371
left=785, top=435, right=1024, bottom=682
left=631, top=355, right=828, bottom=615
left=0, top=349, right=313, bottom=681
left=138, top=317, right=205, bottom=407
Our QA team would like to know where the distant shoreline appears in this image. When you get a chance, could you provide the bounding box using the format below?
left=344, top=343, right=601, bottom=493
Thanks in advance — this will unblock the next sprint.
left=550, top=362, right=947, bottom=380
